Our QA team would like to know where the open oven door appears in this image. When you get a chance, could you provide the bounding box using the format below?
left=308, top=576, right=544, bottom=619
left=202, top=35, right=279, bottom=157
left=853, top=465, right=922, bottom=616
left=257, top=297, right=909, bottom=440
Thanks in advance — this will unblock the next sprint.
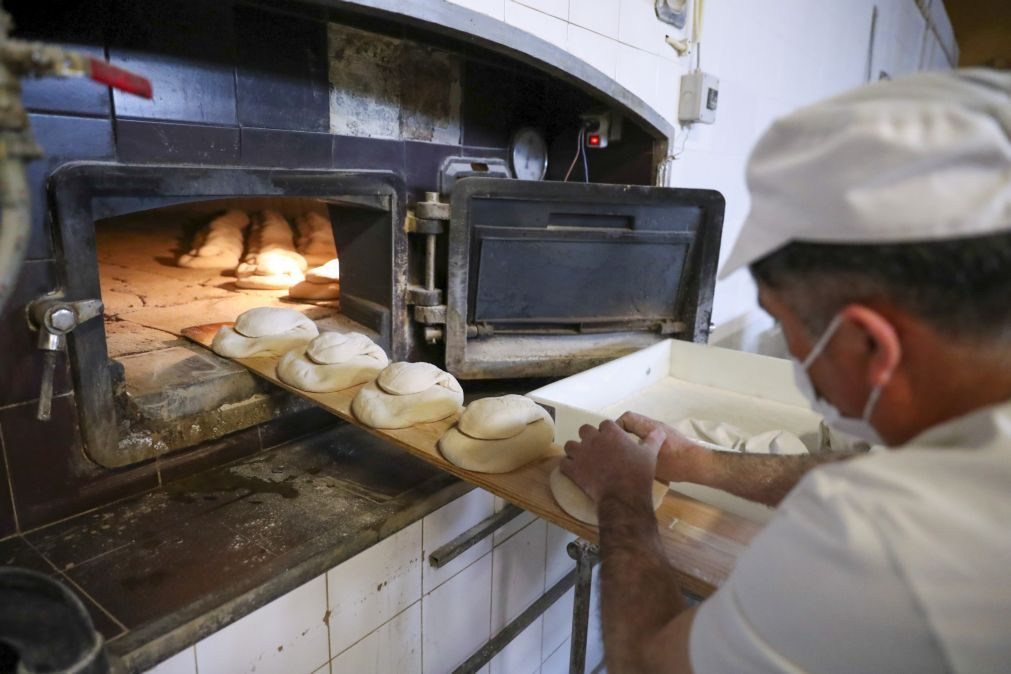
left=427, top=177, right=725, bottom=380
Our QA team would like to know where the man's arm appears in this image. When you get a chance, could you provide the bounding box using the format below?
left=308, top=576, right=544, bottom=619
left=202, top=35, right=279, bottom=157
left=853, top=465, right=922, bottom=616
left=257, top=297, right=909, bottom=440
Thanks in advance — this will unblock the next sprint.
left=620, top=412, right=858, bottom=507
left=562, top=422, right=697, bottom=674
left=597, top=489, right=696, bottom=674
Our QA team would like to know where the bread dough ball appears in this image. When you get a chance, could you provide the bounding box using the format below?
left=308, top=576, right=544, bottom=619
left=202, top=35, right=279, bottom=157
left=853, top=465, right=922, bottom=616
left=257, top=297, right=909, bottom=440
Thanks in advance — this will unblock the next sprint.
left=674, top=418, right=808, bottom=454
left=549, top=466, right=667, bottom=527
left=376, top=361, right=455, bottom=395
left=277, top=332, right=389, bottom=393
left=438, top=395, right=555, bottom=473
left=306, top=258, right=340, bottom=283
left=352, top=362, right=463, bottom=429
left=212, top=307, right=318, bottom=358
left=439, top=419, right=554, bottom=473
left=177, top=210, right=249, bottom=269
left=457, top=394, right=549, bottom=440
left=289, top=280, right=340, bottom=300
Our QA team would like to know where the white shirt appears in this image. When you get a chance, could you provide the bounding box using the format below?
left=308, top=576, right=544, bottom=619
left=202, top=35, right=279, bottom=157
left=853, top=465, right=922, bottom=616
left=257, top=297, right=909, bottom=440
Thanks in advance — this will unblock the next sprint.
left=690, top=400, right=1011, bottom=674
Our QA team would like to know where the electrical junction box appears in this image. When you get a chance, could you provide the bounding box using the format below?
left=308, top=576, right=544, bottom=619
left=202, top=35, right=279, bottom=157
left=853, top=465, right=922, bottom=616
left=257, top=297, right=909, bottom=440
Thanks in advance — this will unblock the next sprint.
left=678, top=70, right=719, bottom=124
left=579, top=111, right=622, bottom=149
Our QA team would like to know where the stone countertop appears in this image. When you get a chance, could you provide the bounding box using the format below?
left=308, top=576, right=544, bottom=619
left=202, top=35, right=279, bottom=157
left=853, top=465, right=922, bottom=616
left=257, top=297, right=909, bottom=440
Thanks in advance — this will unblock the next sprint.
left=0, top=422, right=471, bottom=673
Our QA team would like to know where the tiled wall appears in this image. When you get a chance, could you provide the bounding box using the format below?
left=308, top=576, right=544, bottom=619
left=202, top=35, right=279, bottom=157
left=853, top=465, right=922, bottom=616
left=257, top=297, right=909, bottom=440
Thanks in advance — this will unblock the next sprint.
left=146, top=489, right=599, bottom=674
left=450, top=0, right=957, bottom=333
left=0, top=0, right=656, bottom=538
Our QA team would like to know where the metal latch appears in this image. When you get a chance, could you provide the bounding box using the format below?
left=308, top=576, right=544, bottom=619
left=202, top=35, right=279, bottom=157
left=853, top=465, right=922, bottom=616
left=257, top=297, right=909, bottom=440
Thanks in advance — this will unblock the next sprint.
left=408, top=192, right=450, bottom=343
left=27, top=294, right=102, bottom=421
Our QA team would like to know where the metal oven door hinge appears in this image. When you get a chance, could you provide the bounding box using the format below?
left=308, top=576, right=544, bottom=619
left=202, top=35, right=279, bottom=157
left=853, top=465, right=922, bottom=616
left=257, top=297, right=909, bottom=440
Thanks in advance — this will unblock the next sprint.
left=408, top=193, right=449, bottom=344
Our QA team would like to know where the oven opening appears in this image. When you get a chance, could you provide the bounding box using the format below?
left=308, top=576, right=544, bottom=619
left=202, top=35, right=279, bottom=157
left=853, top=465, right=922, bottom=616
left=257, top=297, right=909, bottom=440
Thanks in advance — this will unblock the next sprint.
left=93, top=197, right=378, bottom=462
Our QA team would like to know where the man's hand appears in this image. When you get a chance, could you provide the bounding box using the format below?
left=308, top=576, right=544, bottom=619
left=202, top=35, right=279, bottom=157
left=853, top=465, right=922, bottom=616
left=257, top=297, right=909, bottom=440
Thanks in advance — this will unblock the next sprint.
left=561, top=419, right=664, bottom=505
left=618, top=412, right=713, bottom=485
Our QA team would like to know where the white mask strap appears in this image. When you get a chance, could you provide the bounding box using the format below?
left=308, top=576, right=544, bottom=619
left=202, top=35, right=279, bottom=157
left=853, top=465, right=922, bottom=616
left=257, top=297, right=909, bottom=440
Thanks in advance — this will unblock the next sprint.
left=801, top=313, right=847, bottom=370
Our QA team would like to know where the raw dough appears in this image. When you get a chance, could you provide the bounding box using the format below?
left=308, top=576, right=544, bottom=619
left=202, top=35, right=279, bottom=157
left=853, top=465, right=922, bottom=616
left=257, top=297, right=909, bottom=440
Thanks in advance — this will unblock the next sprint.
left=351, top=362, right=463, bottom=429
left=439, top=395, right=554, bottom=473
left=295, top=212, right=338, bottom=267
left=277, top=331, right=388, bottom=393
left=236, top=210, right=307, bottom=289
left=550, top=466, right=667, bottom=526
left=177, top=209, right=249, bottom=269
left=457, top=395, right=550, bottom=439
left=211, top=307, right=319, bottom=358
left=674, top=418, right=808, bottom=454
left=306, top=258, right=340, bottom=284
left=288, top=279, right=340, bottom=300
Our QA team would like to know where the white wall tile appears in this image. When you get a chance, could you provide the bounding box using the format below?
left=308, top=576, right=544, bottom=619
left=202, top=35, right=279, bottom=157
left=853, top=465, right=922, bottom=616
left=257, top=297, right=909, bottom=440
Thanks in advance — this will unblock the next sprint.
left=196, top=575, right=329, bottom=674
left=144, top=648, right=196, bottom=674
left=330, top=603, right=421, bottom=674
left=490, top=616, right=542, bottom=674
left=505, top=1, right=569, bottom=44
left=566, top=24, right=619, bottom=78
left=515, top=0, right=568, bottom=20
left=492, top=496, right=536, bottom=546
left=491, top=519, right=547, bottom=632
left=544, top=523, right=577, bottom=587
left=423, top=489, right=495, bottom=593
left=328, top=522, right=423, bottom=657
left=568, top=0, right=621, bottom=39
left=540, top=586, right=573, bottom=660
left=422, top=553, right=493, bottom=674
left=447, top=0, right=506, bottom=21
left=540, top=637, right=570, bottom=674
left=618, top=0, right=686, bottom=59
left=616, top=44, right=659, bottom=107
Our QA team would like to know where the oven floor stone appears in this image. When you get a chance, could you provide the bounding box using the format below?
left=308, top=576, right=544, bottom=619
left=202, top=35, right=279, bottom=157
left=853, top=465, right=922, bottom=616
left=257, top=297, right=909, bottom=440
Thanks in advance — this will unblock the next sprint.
left=10, top=422, right=469, bottom=672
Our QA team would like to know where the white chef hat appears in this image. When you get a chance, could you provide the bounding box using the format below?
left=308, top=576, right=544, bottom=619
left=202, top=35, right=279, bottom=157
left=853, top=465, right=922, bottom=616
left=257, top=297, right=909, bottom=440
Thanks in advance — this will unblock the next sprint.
left=719, top=68, right=1011, bottom=280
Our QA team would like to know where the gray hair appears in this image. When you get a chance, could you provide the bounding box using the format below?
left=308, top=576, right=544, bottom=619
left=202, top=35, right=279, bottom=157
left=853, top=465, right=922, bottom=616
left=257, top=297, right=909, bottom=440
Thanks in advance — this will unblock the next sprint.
left=749, top=231, right=1011, bottom=342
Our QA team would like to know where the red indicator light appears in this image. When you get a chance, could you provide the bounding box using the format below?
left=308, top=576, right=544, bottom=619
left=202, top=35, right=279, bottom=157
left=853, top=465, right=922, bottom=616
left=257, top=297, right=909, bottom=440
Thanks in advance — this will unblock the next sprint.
left=587, top=134, right=601, bottom=147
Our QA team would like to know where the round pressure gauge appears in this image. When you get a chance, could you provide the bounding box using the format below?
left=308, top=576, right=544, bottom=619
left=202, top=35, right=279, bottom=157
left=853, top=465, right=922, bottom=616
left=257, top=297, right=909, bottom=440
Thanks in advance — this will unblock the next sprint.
left=509, top=127, right=548, bottom=181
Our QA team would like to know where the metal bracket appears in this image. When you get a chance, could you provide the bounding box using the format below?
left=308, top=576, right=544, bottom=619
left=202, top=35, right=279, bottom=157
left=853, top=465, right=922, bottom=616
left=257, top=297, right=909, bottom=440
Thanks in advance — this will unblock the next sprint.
left=428, top=504, right=525, bottom=569
left=414, top=304, right=446, bottom=325
left=655, top=0, right=688, bottom=28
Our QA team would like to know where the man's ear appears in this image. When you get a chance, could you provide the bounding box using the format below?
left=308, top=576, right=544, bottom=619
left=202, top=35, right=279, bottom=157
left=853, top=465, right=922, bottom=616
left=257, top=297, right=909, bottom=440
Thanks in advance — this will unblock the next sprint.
left=839, top=304, right=901, bottom=387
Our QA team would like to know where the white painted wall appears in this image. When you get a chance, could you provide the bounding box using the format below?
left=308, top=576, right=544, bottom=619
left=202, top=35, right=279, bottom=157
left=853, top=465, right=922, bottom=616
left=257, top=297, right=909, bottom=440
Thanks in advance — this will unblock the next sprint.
left=448, top=0, right=957, bottom=346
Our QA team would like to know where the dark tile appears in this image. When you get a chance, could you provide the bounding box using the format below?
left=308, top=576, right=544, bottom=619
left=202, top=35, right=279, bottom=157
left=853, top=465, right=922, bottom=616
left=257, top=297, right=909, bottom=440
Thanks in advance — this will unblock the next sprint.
left=0, top=535, right=125, bottom=639
left=461, top=61, right=545, bottom=149
left=0, top=260, right=71, bottom=407
left=26, top=484, right=250, bottom=573
left=235, top=5, right=329, bottom=132
left=404, top=141, right=461, bottom=197
left=7, top=0, right=113, bottom=116
left=116, top=119, right=240, bottom=165
left=1, top=395, right=159, bottom=531
left=0, top=435, right=15, bottom=538
left=64, top=578, right=126, bottom=641
left=331, top=134, right=405, bottom=173
left=240, top=128, right=332, bottom=168
left=0, top=535, right=53, bottom=574
left=65, top=514, right=273, bottom=629
left=157, top=426, right=262, bottom=486
left=258, top=406, right=341, bottom=450
left=25, top=114, right=116, bottom=259
left=109, top=0, right=236, bottom=124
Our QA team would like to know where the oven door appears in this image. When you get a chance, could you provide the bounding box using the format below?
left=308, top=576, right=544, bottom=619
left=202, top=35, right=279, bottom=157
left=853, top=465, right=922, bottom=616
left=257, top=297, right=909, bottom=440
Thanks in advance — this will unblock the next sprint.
left=441, top=178, right=724, bottom=379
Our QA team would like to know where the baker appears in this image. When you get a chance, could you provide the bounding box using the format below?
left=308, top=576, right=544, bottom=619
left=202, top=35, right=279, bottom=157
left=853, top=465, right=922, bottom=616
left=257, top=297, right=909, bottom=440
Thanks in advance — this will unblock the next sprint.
left=561, top=68, right=1011, bottom=673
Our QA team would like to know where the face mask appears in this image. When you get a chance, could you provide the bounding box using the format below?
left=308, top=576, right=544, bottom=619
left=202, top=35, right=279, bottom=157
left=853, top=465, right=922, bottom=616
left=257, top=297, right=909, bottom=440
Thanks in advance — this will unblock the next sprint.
left=791, top=314, right=891, bottom=446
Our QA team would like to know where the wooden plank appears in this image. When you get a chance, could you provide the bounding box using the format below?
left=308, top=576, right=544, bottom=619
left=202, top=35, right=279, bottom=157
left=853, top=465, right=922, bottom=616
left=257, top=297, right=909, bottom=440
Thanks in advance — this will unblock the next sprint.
left=184, top=323, right=761, bottom=596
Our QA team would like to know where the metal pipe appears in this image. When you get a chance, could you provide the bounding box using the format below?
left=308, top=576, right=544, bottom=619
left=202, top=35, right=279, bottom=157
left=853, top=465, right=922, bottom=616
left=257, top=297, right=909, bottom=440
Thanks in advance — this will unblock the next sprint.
left=425, top=233, right=436, bottom=291
left=567, top=540, right=599, bottom=674
left=428, top=504, right=524, bottom=568
left=452, top=567, right=579, bottom=674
